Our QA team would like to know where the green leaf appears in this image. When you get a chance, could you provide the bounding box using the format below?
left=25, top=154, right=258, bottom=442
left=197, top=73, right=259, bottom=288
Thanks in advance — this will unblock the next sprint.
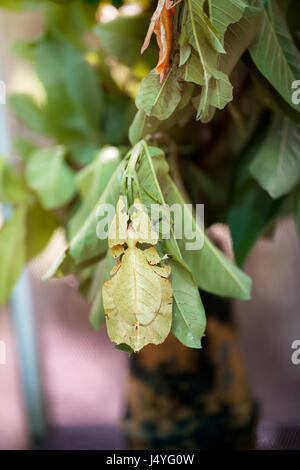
left=0, top=157, right=29, bottom=204
left=183, top=0, right=215, bottom=120
left=69, top=146, right=121, bottom=239
left=129, top=109, right=160, bottom=146
left=9, top=94, right=49, bottom=135
left=44, top=0, right=98, bottom=37
left=14, top=137, right=37, bottom=161
left=77, top=146, right=121, bottom=199
left=184, top=49, right=204, bottom=86
left=33, top=32, right=104, bottom=142
left=43, top=247, right=78, bottom=281
left=25, top=146, right=76, bottom=209
left=69, top=158, right=126, bottom=264
left=93, top=14, right=155, bottom=67
left=170, top=259, right=206, bottom=349
left=131, top=144, right=251, bottom=300
left=102, top=93, right=135, bottom=146
left=12, top=38, right=37, bottom=61
left=183, top=1, right=257, bottom=120
left=178, top=82, right=195, bottom=110
left=161, top=175, right=252, bottom=300
left=179, top=43, right=192, bottom=66
left=67, top=142, right=101, bottom=166
left=26, top=203, right=59, bottom=260
left=76, top=264, right=97, bottom=300
left=208, top=0, right=248, bottom=44
left=115, top=343, right=134, bottom=355
left=0, top=0, right=40, bottom=10
left=135, top=143, right=184, bottom=263
left=134, top=144, right=170, bottom=209
left=182, top=0, right=233, bottom=121
left=219, top=5, right=260, bottom=76
left=249, top=0, right=300, bottom=113
left=185, top=0, right=225, bottom=54
left=247, top=57, right=300, bottom=125
left=136, top=67, right=182, bottom=121
left=206, top=72, right=233, bottom=111
left=190, top=231, right=252, bottom=300
left=0, top=207, right=26, bottom=304
left=250, top=113, right=300, bottom=198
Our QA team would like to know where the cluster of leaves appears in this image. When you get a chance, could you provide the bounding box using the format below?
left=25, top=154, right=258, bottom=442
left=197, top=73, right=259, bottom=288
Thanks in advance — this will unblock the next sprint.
left=130, top=0, right=258, bottom=139
left=0, top=0, right=299, bottom=352
left=44, top=139, right=250, bottom=351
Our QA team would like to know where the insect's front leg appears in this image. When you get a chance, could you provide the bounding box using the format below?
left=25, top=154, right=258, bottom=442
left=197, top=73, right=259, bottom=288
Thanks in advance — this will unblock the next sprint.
left=110, top=260, right=122, bottom=276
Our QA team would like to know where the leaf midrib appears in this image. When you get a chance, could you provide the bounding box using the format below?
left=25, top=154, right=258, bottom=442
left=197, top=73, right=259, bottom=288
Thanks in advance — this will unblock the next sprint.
left=187, top=0, right=209, bottom=110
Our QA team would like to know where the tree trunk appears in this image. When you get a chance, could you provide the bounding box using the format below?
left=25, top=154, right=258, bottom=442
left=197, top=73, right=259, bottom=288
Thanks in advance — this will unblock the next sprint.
left=122, top=293, right=257, bottom=450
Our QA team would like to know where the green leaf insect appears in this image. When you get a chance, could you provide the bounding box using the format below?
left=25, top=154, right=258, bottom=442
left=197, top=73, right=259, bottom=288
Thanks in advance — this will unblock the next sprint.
left=102, top=197, right=173, bottom=352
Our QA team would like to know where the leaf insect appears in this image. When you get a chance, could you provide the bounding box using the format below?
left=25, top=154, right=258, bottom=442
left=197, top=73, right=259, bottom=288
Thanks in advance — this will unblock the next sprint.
left=102, top=197, right=173, bottom=352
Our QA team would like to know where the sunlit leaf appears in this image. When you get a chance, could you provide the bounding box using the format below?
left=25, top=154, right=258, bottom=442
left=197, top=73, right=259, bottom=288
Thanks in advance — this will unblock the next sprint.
left=25, top=146, right=76, bottom=209
left=69, top=158, right=127, bottom=264
left=26, top=203, right=59, bottom=260
left=0, top=157, right=29, bottom=204
left=68, top=146, right=121, bottom=238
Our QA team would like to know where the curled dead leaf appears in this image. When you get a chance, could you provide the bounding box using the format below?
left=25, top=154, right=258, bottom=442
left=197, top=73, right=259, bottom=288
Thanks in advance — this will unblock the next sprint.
left=141, top=0, right=181, bottom=82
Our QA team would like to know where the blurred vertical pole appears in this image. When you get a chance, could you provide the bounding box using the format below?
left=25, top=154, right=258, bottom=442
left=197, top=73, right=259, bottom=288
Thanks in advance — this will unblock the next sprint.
left=10, top=272, right=46, bottom=440
left=0, top=61, right=46, bottom=441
